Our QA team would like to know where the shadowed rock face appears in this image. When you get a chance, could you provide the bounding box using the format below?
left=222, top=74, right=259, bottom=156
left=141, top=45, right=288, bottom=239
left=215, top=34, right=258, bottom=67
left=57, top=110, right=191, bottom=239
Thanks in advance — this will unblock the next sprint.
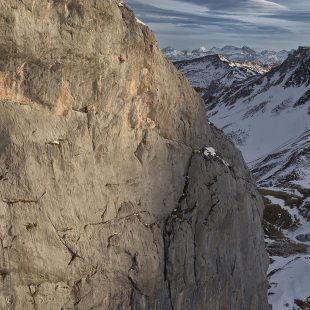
left=0, top=1, right=269, bottom=309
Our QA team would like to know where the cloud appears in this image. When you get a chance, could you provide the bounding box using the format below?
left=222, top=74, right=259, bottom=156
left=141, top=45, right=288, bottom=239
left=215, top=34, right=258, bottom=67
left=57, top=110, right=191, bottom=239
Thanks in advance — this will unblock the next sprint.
left=262, top=11, right=310, bottom=22
left=176, top=0, right=287, bottom=11
left=125, top=0, right=309, bottom=50
left=127, top=1, right=289, bottom=32
left=131, top=0, right=209, bottom=15
left=251, top=0, right=287, bottom=10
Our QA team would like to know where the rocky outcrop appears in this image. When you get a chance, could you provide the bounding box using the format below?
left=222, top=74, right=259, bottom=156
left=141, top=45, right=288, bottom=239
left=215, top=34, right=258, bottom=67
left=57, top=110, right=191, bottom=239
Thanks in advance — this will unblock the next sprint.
left=0, top=1, right=268, bottom=309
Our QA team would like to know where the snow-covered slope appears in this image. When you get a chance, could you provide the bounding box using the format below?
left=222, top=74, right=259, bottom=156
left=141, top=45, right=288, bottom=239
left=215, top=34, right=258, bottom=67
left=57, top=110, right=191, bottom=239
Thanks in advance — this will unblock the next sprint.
left=261, top=185, right=310, bottom=310
left=268, top=255, right=310, bottom=310
left=207, top=47, right=310, bottom=162
left=174, top=54, right=268, bottom=95
left=251, top=130, right=310, bottom=188
left=163, top=45, right=290, bottom=65
left=251, top=129, right=310, bottom=310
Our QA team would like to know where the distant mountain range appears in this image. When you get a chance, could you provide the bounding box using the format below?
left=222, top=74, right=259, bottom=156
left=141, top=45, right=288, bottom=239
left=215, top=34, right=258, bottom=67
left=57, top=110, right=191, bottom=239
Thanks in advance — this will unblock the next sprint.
left=174, top=54, right=272, bottom=96
left=163, top=45, right=292, bottom=66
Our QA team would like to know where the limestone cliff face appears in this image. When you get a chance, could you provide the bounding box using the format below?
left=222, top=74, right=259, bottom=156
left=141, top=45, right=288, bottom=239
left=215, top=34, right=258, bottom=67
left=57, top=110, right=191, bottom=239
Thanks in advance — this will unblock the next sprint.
left=0, top=1, right=269, bottom=309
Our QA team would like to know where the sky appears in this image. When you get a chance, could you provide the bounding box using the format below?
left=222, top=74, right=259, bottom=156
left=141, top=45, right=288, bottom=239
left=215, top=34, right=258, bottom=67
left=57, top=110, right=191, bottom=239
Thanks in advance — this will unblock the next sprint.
left=125, top=0, right=310, bottom=51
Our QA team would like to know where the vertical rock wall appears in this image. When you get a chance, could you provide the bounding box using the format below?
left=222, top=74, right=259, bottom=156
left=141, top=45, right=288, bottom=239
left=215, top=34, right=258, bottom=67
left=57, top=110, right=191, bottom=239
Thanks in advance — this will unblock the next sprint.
left=0, top=1, right=269, bottom=309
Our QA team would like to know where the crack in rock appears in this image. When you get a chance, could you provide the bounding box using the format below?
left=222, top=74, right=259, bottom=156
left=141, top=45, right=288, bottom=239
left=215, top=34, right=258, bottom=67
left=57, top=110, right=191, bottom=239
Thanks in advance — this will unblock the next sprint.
left=162, top=151, right=196, bottom=310
left=2, top=191, right=46, bottom=205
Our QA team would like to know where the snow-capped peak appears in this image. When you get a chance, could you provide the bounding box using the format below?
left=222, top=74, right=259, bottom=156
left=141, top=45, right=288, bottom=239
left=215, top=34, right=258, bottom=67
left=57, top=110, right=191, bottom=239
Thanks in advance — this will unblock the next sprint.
left=173, top=53, right=268, bottom=94
left=193, top=46, right=209, bottom=53
left=162, top=45, right=290, bottom=66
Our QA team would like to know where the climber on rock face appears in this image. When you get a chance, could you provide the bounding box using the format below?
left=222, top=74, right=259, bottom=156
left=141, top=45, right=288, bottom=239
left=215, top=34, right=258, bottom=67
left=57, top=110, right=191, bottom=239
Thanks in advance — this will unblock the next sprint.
left=118, top=54, right=125, bottom=63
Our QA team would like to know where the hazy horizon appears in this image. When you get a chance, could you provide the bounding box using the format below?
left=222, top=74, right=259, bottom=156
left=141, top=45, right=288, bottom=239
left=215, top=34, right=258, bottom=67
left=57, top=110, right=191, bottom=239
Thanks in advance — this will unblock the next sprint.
left=161, top=44, right=294, bottom=53
left=126, top=0, right=310, bottom=51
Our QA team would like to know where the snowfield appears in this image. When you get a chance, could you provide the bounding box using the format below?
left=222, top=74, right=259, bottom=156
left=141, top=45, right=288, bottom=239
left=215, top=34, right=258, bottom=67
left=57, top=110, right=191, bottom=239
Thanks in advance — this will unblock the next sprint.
left=251, top=131, right=310, bottom=188
left=268, top=255, right=310, bottom=310
left=210, top=83, right=309, bottom=162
